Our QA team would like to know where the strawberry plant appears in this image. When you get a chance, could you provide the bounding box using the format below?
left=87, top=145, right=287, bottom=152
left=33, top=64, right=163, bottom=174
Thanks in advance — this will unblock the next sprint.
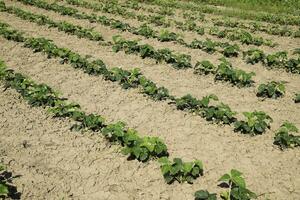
left=0, top=22, right=25, bottom=42
left=285, top=57, right=300, bottom=74
left=295, top=93, right=300, bottom=103
left=71, top=113, right=106, bottom=131
left=218, top=169, right=257, bottom=200
left=195, top=190, right=217, bottom=200
left=102, top=122, right=168, bottom=161
left=234, top=111, right=273, bottom=135
left=138, top=76, right=170, bottom=100
left=157, top=29, right=180, bottom=42
left=132, top=23, right=157, bottom=38
left=159, top=157, right=203, bottom=184
left=194, top=60, right=216, bottom=75
left=274, top=122, right=300, bottom=149
left=0, top=165, right=20, bottom=199
left=48, top=102, right=84, bottom=120
left=264, top=51, right=287, bottom=67
left=243, top=49, right=265, bottom=64
left=105, top=67, right=141, bottom=89
left=202, top=103, right=237, bottom=124
left=257, top=81, right=285, bottom=99
left=222, top=44, right=239, bottom=57
left=122, top=135, right=168, bottom=161
left=175, top=94, right=218, bottom=111
left=215, top=59, right=255, bottom=87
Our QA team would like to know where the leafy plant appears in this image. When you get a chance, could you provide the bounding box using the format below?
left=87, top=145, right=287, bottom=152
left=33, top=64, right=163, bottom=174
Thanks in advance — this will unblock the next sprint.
left=222, top=44, right=239, bottom=57
left=215, top=59, right=255, bottom=87
left=0, top=164, right=20, bottom=199
left=295, top=93, right=300, bottom=103
left=274, top=122, right=300, bottom=149
left=175, top=94, right=218, bottom=112
left=122, top=134, right=168, bottom=161
left=72, top=114, right=105, bottom=131
left=102, top=122, right=168, bottom=161
left=139, top=76, right=170, bottom=100
left=243, top=49, right=265, bottom=64
left=195, top=190, right=217, bottom=200
left=194, top=60, right=216, bottom=75
left=202, top=103, right=237, bottom=124
left=234, top=111, right=273, bottom=135
left=219, top=169, right=257, bottom=200
left=157, top=29, right=180, bottom=42
left=264, top=51, right=287, bottom=67
left=159, top=157, right=203, bottom=184
left=132, top=23, right=157, bottom=38
left=257, top=81, right=285, bottom=99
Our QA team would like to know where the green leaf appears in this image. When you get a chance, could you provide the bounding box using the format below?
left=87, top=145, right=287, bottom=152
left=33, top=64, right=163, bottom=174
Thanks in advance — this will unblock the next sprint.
left=232, top=175, right=246, bottom=188
left=182, top=162, right=193, bottom=175
left=0, top=184, right=8, bottom=196
left=219, top=173, right=230, bottom=182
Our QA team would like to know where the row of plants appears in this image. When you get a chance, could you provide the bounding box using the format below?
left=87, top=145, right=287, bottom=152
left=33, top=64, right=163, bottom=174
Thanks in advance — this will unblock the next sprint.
left=66, top=0, right=171, bottom=28
left=63, top=0, right=244, bottom=55
left=1, top=63, right=298, bottom=200
left=0, top=59, right=204, bottom=183
left=66, top=0, right=207, bottom=35
left=209, top=27, right=276, bottom=47
left=112, top=36, right=256, bottom=87
left=2, top=17, right=298, bottom=139
left=74, top=0, right=209, bottom=35
left=243, top=49, right=300, bottom=74
left=195, top=169, right=257, bottom=200
left=135, top=0, right=300, bottom=26
left=213, top=18, right=300, bottom=38
left=0, top=2, right=104, bottom=41
left=195, top=59, right=255, bottom=87
left=6, top=0, right=298, bottom=98
left=18, top=0, right=293, bottom=78
left=15, top=0, right=238, bottom=57
left=66, top=0, right=279, bottom=48
left=0, top=20, right=276, bottom=137
left=0, top=21, right=240, bottom=129
left=7, top=59, right=292, bottom=200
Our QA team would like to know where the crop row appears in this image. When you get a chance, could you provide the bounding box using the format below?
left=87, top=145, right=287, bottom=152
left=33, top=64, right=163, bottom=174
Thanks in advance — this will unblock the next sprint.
left=15, top=0, right=246, bottom=58
left=0, top=2, right=257, bottom=87
left=122, top=0, right=300, bottom=39
left=133, top=0, right=300, bottom=26
left=17, top=0, right=297, bottom=75
left=0, top=59, right=205, bottom=184
left=2, top=19, right=299, bottom=144
left=1, top=36, right=298, bottom=200
left=64, top=0, right=277, bottom=47
left=243, top=49, right=300, bottom=74
left=0, top=21, right=239, bottom=128
left=110, top=0, right=300, bottom=40
left=1, top=59, right=269, bottom=199
left=213, top=18, right=300, bottom=38
left=112, top=36, right=255, bottom=87
left=2, top=2, right=298, bottom=102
